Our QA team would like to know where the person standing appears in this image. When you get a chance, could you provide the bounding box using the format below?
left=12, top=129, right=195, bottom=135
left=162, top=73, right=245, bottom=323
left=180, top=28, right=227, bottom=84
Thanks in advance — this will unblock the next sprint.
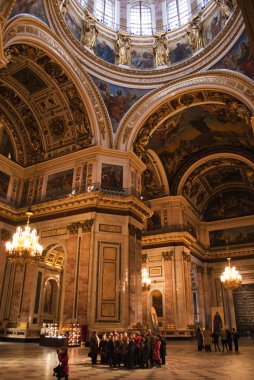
left=232, top=328, right=240, bottom=352
left=153, top=336, right=161, bottom=367
left=212, top=330, right=221, bottom=352
left=158, top=332, right=167, bottom=365
left=89, top=331, right=100, bottom=365
left=220, top=329, right=228, bottom=352
left=196, top=328, right=204, bottom=351
left=203, top=326, right=212, bottom=352
left=226, top=329, right=233, bottom=351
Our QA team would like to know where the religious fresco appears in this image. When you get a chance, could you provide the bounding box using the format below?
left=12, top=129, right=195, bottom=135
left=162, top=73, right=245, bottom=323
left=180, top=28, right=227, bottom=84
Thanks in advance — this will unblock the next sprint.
left=147, top=105, right=254, bottom=187
left=0, top=129, right=14, bottom=160
left=0, top=171, right=10, bottom=199
left=209, top=225, right=254, bottom=248
left=212, top=32, right=254, bottom=81
left=90, top=75, right=150, bottom=132
left=95, top=37, right=115, bottom=64
left=170, top=38, right=192, bottom=65
left=65, top=7, right=82, bottom=41
left=203, top=189, right=254, bottom=221
left=130, top=48, right=154, bottom=70
left=204, top=167, right=243, bottom=189
left=101, top=164, right=123, bottom=190
left=46, top=169, right=73, bottom=198
left=12, top=67, right=47, bottom=94
left=203, top=7, right=224, bottom=45
left=11, top=0, right=48, bottom=24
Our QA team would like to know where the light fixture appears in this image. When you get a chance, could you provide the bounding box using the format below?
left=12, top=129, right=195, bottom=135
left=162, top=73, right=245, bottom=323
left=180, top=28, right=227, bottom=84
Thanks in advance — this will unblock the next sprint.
left=220, top=258, right=242, bottom=289
left=5, top=209, right=43, bottom=265
left=141, top=268, right=151, bottom=291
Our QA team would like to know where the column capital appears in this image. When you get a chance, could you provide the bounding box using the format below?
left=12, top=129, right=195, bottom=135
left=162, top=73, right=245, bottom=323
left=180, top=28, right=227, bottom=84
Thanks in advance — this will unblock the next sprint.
left=182, top=251, right=191, bottom=262
left=67, top=221, right=81, bottom=234
left=141, top=254, right=147, bottom=264
left=128, top=223, right=142, bottom=240
left=196, top=265, right=204, bottom=274
left=81, top=218, right=94, bottom=232
left=162, top=251, right=173, bottom=261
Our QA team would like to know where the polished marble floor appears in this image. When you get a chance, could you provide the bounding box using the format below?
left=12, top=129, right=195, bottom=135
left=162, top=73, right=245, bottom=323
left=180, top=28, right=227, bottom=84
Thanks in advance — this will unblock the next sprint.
left=1, top=339, right=254, bottom=380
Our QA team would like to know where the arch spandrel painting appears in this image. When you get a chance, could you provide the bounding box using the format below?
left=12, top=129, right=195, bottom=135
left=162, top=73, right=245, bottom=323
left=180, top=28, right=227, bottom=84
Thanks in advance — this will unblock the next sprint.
left=147, top=105, right=254, bottom=188
left=90, top=75, right=151, bottom=132
left=212, top=31, right=254, bottom=81
left=11, top=0, right=48, bottom=24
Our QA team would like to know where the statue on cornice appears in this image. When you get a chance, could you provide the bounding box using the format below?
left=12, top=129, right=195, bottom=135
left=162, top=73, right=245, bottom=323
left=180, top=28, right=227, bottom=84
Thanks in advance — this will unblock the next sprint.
left=116, top=32, right=131, bottom=66
left=59, top=0, right=69, bottom=17
left=215, top=0, right=233, bottom=19
left=81, top=12, right=98, bottom=52
left=187, top=14, right=203, bottom=52
left=153, top=33, right=169, bottom=67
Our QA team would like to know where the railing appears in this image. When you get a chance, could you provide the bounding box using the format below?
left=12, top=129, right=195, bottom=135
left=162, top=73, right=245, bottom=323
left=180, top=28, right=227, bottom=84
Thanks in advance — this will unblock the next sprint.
left=0, top=183, right=142, bottom=209
left=75, top=0, right=213, bottom=36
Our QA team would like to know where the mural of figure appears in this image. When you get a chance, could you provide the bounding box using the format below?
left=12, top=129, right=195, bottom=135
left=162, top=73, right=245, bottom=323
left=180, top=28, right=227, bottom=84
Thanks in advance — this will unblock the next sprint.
left=213, top=311, right=223, bottom=332
left=116, top=32, right=131, bottom=66
left=187, top=14, right=203, bottom=52
left=236, top=42, right=254, bottom=79
left=59, top=0, right=69, bottom=17
left=81, top=12, right=98, bottom=51
left=215, top=0, right=233, bottom=19
left=153, top=33, right=169, bottom=67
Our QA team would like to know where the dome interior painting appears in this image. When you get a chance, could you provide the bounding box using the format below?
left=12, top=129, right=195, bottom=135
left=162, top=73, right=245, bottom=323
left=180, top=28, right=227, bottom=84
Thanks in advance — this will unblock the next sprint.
left=0, top=0, right=254, bottom=348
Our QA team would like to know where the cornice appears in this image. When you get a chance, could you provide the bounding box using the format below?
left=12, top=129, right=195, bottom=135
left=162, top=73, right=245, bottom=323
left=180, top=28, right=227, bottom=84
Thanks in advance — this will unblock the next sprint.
left=142, top=231, right=197, bottom=247
left=0, top=191, right=152, bottom=224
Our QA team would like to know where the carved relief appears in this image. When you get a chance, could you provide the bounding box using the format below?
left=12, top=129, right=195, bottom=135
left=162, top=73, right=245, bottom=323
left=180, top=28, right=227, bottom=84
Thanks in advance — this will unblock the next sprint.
left=162, top=251, right=173, bottom=261
left=141, top=254, right=148, bottom=264
left=128, top=223, right=142, bottom=240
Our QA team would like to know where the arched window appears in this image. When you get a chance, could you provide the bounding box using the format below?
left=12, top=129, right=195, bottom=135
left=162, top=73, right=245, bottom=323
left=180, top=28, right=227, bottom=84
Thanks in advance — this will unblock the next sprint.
left=167, top=0, right=190, bottom=29
left=130, top=1, right=152, bottom=35
left=95, top=0, right=115, bottom=28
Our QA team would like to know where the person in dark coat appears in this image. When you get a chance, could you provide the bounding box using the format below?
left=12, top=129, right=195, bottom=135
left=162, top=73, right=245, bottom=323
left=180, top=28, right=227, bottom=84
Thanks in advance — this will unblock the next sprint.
left=158, top=333, right=167, bottom=365
left=226, top=329, right=233, bottom=351
left=126, top=335, right=135, bottom=369
left=89, top=331, right=100, bottom=365
left=99, top=333, right=108, bottom=364
left=232, top=328, right=240, bottom=352
left=196, top=328, right=204, bottom=351
left=106, top=334, right=115, bottom=367
left=212, top=331, right=221, bottom=352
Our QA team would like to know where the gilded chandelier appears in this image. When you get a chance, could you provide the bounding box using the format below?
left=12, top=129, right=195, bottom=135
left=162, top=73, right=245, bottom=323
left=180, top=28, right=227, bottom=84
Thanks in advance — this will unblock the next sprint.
left=5, top=210, right=43, bottom=265
left=220, top=258, right=242, bottom=289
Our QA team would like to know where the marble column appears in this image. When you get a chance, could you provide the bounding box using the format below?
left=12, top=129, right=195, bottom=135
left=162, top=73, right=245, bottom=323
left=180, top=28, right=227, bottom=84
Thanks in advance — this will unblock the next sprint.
left=76, top=220, right=93, bottom=325
left=62, top=222, right=80, bottom=323
left=162, top=250, right=174, bottom=325
left=183, top=252, right=194, bottom=326
left=141, top=254, right=148, bottom=327
left=19, top=264, right=37, bottom=326
left=196, top=265, right=205, bottom=327
left=128, top=224, right=142, bottom=326
left=203, top=265, right=212, bottom=327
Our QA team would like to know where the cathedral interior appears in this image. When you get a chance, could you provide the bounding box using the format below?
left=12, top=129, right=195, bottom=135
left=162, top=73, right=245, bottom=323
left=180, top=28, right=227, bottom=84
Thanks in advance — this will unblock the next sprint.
left=0, top=0, right=254, bottom=346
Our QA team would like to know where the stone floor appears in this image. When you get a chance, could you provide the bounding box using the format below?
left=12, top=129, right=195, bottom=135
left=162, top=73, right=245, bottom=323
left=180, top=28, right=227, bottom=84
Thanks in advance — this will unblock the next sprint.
left=1, top=339, right=254, bottom=380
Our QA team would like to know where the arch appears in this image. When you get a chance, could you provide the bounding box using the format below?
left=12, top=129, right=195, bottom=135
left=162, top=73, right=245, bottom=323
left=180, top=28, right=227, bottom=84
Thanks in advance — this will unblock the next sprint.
left=177, top=153, right=254, bottom=195
left=116, top=71, right=254, bottom=151
left=42, top=276, right=59, bottom=317
left=3, top=16, right=113, bottom=149
left=150, top=289, right=163, bottom=317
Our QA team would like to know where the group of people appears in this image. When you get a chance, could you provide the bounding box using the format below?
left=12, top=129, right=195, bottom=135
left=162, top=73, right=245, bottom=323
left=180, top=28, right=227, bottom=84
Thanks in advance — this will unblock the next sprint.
left=89, top=329, right=167, bottom=369
left=196, top=326, right=240, bottom=353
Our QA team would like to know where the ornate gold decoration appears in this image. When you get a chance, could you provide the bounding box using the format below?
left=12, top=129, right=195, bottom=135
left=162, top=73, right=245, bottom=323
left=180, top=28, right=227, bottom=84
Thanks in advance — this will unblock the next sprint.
left=128, top=223, right=142, bottom=239
left=141, top=254, right=148, bottom=264
left=220, top=258, right=242, bottom=289
left=81, top=219, right=94, bottom=232
left=162, top=251, right=173, bottom=261
left=183, top=252, right=191, bottom=262
left=67, top=221, right=82, bottom=234
left=5, top=210, right=43, bottom=265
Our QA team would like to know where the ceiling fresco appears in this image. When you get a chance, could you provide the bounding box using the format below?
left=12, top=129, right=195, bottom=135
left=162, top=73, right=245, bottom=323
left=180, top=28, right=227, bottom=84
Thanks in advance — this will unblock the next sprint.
left=0, top=44, right=93, bottom=166
left=147, top=104, right=254, bottom=192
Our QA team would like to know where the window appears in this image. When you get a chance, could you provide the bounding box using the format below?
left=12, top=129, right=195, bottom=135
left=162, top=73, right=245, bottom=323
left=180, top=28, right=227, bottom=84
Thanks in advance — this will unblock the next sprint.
left=95, top=0, right=115, bottom=28
left=130, top=1, right=152, bottom=35
left=167, top=0, right=190, bottom=29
